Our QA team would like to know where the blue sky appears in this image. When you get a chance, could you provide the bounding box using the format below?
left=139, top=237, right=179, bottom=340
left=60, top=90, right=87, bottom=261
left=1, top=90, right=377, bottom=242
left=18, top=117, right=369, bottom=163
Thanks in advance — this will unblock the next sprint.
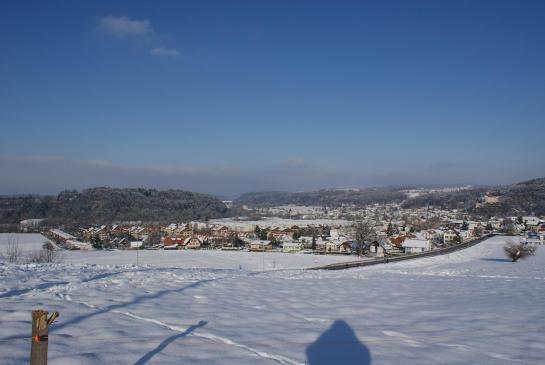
left=1, top=0, right=544, bottom=196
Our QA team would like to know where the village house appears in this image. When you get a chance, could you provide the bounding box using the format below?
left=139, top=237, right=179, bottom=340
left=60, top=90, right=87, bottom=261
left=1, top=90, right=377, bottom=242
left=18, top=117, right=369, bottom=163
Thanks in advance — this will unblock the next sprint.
left=249, top=240, right=273, bottom=252
left=402, top=239, right=432, bottom=254
left=388, top=235, right=407, bottom=248
left=367, top=240, right=386, bottom=257
left=130, top=241, right=143, bottom=249
left=267, top=227, right=295, bottom=241
left=459, top=229, right=473, bottom=242
left=443, top=229, right=460, bottom=243
left=163, top=236, right=185, bottom=249
left=367, top=239, right=402, bottom=257
left=326, top=238, right=353, bottom=254
left=83, top=225, right=109, bottom=241
left=184, top=236, right=203, bottom=249
left=483, top=193, right=501, bottom=204
left=127, top=226, right=146, bottom=240
left=523, top=216, right=543, bottom=228
left=66, top=240, right=92, bottom=250
left=212, top=225, right=231, bottom=238
left=313, top=238, right=327, bottom=253
left=422, top=229, right=443, bottom=241
left=107, top=237, right=130, bottom=250
left=50, top=229, right=77, bottom=244
left=163, top=223, right=178, bottom=234
left=298, top=236, right=315, bottom=249
left=282, top=242, right=303, bottom=253
left=19, top=219, right=44, bottom=232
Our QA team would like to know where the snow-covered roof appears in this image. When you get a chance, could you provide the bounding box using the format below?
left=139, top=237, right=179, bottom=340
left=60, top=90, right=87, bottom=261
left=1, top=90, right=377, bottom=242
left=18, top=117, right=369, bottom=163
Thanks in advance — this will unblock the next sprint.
left=248, top=240, right=271, bottom=246
left=402, top=239, right=430, bottom=249
left=282, top=242, right=302, bottom=248
left=50, top=229, right=76, bottom=240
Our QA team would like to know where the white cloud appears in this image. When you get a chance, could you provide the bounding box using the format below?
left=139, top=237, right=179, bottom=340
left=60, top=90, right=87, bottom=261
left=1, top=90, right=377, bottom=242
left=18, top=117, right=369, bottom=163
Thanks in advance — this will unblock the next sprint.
left=98, top=15, right=153, bottom=38
left=150, top=47, right=180, bottom=57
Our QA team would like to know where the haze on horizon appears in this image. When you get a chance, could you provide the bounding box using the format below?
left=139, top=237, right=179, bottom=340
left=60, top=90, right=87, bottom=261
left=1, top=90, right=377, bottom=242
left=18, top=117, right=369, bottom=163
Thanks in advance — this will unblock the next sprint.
left=1, top=1, right=544, bottom=197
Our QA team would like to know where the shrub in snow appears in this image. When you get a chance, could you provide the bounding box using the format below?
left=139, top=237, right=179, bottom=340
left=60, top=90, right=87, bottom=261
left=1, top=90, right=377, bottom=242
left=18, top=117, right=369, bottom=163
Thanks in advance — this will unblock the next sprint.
left=504, top=240, right=537, bottom=262
left=3, top=236, right=23, bottom=263
left=26, top=242, right=63, bottom=264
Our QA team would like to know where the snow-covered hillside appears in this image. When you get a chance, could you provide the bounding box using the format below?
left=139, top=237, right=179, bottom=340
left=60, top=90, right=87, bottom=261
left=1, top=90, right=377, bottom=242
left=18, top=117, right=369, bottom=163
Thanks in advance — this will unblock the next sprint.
left=1, top=236, right=544, bottom=364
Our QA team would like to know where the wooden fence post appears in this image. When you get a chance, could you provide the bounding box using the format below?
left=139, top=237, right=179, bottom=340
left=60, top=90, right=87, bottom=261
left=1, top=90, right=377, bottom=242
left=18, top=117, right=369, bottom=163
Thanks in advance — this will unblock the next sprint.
left=30, top=310, right=59, bottom=365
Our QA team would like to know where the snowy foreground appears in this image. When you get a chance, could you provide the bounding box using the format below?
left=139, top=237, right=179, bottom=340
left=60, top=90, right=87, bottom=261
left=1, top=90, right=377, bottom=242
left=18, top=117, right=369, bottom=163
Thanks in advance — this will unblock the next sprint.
left=1, top=236, right=544, bottom=364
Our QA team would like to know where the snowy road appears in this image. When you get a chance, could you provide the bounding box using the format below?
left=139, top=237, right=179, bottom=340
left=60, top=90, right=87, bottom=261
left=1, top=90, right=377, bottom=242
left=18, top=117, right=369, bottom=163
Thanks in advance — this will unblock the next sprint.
left=1, top=236, right=544, bottom=364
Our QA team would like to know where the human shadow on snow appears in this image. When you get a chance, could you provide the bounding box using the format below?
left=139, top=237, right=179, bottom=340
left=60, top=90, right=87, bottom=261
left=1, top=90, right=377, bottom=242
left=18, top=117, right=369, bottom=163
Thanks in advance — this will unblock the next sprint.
left=306, top=320, right=371, bottom=365
left=133, top=320, right=208, bottom=365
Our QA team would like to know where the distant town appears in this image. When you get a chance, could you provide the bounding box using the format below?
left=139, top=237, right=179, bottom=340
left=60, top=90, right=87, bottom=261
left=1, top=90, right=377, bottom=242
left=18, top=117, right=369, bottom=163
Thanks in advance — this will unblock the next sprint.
left=19, top=189, right=545, bottom=259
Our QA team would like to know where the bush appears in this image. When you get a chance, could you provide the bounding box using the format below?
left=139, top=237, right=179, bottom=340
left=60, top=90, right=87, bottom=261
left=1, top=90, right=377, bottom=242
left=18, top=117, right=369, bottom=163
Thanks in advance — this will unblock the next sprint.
left=3, top=236, right=23, bottom=263
left=26, top=242, right=63, bottom=263
left=504, top=240, right=537, bottom=262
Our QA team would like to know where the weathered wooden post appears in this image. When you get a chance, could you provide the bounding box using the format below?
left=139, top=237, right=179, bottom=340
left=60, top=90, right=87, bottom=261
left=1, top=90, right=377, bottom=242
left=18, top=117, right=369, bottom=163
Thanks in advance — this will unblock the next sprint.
left=30, top=310, right=59, bottom=365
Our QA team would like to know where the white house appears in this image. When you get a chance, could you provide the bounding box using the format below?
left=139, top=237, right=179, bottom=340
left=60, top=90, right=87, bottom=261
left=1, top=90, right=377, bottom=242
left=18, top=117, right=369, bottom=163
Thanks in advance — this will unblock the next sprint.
left=367, top=240, right=391, bottom=257
left=66, top=240, right=92, bottom=250
left=130, top=241, right=143, bottom=249
left=249, top=240, right=272, bottom=252
left=326, top=239, right=353, bottom=254
left=443, top=229, right=459, bottom=243
left=282, top=242, right=303, bottom=253
left=523, top=216, right=542, bottom=227
left=402, top=239, right=431, bottom=254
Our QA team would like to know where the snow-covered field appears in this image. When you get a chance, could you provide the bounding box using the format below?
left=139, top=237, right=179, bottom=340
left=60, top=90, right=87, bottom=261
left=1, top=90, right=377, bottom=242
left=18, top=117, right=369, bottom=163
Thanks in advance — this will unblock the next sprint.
left=0, top=233, right=51, bottom=253
left=61, top=249, right=356, bottom=270
left=1, top=236, right=544, bottom=364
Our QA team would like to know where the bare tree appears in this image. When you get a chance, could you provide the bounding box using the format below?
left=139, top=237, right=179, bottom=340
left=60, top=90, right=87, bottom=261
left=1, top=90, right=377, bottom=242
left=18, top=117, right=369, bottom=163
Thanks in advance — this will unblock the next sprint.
left=4, top=235, right=23, bottom=263
left=27, top=241, right=63, bottom=263
left=353, top=221, right=377, bottom=257
left=504, top=240, right=537, bottom=262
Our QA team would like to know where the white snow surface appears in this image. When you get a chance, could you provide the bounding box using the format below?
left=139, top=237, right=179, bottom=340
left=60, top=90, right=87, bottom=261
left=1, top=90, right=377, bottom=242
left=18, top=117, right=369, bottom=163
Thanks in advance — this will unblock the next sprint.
left=1, top=235, right=544, bottom=364
left=0, top=233, right=51, bottom=253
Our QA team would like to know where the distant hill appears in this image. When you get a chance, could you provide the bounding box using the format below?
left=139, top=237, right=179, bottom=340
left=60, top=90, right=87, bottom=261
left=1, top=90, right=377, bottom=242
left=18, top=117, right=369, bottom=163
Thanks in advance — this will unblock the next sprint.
left=0, top=187, right=229, bottom=226
left=495, top=177, right=545, bottom=216
left=401, top=188, right=489, bottom=211
left=402, top=177, right=545, bottom=217
left=235, top=188, right=407, bottom=208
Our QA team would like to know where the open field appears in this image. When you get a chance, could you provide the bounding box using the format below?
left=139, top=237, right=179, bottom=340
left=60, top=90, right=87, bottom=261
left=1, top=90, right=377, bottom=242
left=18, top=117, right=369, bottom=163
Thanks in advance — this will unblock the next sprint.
left=1, top=236, right=544, bottom=364
left=61, top=249, right=357, bottom=270
left=0, top=233, right=51, bottom=253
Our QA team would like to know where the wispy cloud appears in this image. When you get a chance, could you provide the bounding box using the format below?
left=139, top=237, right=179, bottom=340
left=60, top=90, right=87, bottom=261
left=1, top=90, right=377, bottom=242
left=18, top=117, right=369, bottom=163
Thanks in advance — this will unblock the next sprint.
left=150, top=47, right=180, bottom=57
left=97, top=15, right=180, bottom=58
left=97, top=15, right=153, bottom=38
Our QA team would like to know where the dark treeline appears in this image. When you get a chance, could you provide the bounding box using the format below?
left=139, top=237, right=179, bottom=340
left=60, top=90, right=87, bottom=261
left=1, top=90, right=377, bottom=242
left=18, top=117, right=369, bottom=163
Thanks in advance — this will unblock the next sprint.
left=401, top=188, right=488, bottom=210
left=0, top=187, right=229, bottom=226
left=235, top=188, right=407, bottom=208
left=402, top=177, right=545, bottom=217
left=498, top=178, right=545, bottom=216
